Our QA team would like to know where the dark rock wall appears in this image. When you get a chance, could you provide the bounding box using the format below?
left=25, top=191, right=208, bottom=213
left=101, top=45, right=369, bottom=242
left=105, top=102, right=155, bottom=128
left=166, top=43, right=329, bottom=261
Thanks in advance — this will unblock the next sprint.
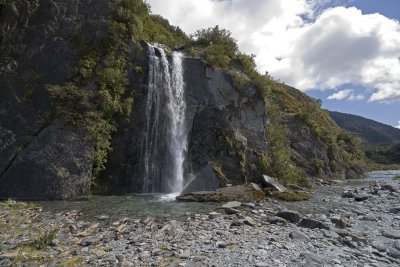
left=0, top=0, right=109, bottom=199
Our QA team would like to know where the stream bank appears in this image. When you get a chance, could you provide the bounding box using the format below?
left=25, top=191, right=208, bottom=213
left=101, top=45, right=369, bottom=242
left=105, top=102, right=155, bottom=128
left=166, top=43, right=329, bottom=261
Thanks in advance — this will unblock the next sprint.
left=1, top=171, right=400, bottom=266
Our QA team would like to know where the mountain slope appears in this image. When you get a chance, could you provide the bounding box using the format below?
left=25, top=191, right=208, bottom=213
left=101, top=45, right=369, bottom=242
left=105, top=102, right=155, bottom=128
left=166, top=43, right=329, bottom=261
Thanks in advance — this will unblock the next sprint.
left=329, top=111, right=400, bottom=147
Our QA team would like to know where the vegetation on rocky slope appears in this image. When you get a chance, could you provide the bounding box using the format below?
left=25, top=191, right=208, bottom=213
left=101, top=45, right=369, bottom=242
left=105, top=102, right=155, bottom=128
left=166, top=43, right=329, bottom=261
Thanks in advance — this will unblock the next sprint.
left=46, top=0, right=365, bottom=187
left=329, top=111, right=400, bottom=170
left=47, top=0, right=189, bottom=180
left=187, top=25, right=365, bottom=184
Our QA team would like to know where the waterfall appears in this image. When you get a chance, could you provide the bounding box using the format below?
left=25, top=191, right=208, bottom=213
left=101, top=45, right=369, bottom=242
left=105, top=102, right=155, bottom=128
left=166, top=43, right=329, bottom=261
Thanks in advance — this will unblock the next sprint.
left=142, top=44, right=187, bottom=194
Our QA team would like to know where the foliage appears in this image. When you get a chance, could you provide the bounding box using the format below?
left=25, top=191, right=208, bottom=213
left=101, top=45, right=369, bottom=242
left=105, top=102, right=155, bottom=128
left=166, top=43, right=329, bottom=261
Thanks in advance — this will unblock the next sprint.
left=113, top=0, right=188, bottom=47
left=210, top=162, right=228, bottom=186
left=191, top=26, right=238, bottom=68
left=365, top=143, right=400, bottom=165
left=330, top=111, right=400, bottom=147
left=48, top=0, right=140, bottom=179
left=30, top=229, right=57, bottom=251
left=271, top=191, right=312, bottom=202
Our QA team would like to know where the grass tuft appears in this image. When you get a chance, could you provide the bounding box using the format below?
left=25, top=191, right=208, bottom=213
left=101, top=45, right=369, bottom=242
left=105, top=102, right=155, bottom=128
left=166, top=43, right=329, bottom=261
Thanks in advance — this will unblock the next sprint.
left=271, top=191, right=312, bottom=202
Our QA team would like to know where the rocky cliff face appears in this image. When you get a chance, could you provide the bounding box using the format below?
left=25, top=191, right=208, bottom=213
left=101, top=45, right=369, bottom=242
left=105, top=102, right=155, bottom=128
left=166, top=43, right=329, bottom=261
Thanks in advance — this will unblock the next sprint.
left=0, top=0, right=110, bottom=199
left=0, top=0, right=365, bottom=200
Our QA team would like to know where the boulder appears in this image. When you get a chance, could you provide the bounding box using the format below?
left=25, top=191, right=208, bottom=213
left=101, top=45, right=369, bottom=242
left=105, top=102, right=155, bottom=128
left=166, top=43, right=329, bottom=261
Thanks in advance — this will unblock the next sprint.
left=261, top=175, right=286, bottom=192
left=177, top=184, right=265, bottom=202
left=354, top=193, right=369, bottom=202
left=176, top=191, right=225, bottom=202
left=275, top=210, right=301, bottom=223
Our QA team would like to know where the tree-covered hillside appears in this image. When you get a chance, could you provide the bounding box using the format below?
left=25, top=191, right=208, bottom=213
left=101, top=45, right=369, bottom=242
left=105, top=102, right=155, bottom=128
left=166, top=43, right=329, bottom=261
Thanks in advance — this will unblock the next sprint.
left=329, top=111, right=400, bottom=147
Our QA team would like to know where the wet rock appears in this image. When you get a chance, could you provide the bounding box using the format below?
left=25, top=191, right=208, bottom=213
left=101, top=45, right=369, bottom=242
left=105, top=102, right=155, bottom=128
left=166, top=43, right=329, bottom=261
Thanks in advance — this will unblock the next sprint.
left=177, top=184, right=264, bottom=202
left=222, top=201, right=242, bottom=209
left=262, top=175, right=286, bottom=192
left=383, top=230, right=400, bottom=239
left=275, top=210, right=301, bottom=223
left=297, top=218, right=329, bottom=230
left=354, top=193, right=369, bottom=202
left=176, top=191, right=224, bottom=202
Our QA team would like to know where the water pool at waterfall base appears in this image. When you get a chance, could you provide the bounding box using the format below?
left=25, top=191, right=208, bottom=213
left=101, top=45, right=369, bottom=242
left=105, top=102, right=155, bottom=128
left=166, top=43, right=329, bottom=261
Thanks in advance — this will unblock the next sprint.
left=37, top=193, right=217, bottom=221
left=36, top=170, right=400, bottom=222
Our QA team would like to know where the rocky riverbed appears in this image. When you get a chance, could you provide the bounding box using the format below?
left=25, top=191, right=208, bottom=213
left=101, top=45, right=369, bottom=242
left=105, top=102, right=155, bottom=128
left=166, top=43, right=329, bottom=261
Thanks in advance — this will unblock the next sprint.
left=1, top=171, right=400, bottom=266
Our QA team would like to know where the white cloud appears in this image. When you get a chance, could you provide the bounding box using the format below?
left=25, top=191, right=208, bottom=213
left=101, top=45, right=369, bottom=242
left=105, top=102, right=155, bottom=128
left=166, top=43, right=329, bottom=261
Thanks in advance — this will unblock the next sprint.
left=396, top=121, right=400, bottom=129
left=328, top=89, right=352, bottom=100
left=147, top=0, right=400, bottom=103
left=327, top=89, right=364, bottom=101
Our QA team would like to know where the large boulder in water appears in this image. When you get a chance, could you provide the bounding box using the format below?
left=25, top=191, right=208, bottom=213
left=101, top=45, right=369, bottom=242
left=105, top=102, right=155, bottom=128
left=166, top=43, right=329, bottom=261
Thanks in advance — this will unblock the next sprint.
left=177, top=183, right=265, bottom=202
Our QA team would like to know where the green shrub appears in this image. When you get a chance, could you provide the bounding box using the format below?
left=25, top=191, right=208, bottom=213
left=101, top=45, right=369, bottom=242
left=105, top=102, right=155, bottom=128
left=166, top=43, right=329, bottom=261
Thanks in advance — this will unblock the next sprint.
left=30, top=229, right=57, bottom=251
left=271, top=191, right=312, bottom=202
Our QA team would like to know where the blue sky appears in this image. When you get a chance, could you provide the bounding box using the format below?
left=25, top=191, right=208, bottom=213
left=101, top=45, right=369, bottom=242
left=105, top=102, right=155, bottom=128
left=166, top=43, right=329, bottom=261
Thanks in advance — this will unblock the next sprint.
left=307, top=0, right=400, bottom=127
left=147, top=0, right=400, bottom=128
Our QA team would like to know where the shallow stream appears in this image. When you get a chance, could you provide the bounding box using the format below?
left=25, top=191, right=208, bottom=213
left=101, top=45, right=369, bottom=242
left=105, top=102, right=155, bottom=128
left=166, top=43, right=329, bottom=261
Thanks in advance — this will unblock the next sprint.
left=38, top=170, right=400, bottom=221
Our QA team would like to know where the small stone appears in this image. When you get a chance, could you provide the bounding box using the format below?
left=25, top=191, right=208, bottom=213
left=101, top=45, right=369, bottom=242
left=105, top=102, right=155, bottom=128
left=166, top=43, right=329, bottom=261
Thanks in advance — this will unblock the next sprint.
left=275, top=210, right=301, bottom=223
left=297, top=218, right=330, bottom=230
left=230, top=219, right=244, bottom=227
left=209, top=212, right=221, bottom=219
left=381, top=184, right=397, bottom=192
left=79, top=238, right=94, bottom=246
left=362, top=212, right=378, bottom=221
left=244, top=216, right=257, bottom=227
left=383, top=230, right=400, bottom=239
left=216, top=241, right=228, bottom=248
left=243, top=202, right=256, bottom=208
left=388, top=248, right=400, bottom=259
left=268, top=216, right=287, bottom=225
left=95, top=215, right=110, bottom=221
left=222, top=201, right=242, bottom=209
left=389, top=207, right=400, bottom=214
left=331, top=216, right=351, bottom=228
left=354, top=193, right=369, bottom=202
left=289, top=230, right=310, bottom=241
left=371, top=240, right=388, bottom=252
left=342, top=191, right=354, bottom=198
left=224, top=208, right=240, bottom=215
left=393, top=240, right=400, bottom=250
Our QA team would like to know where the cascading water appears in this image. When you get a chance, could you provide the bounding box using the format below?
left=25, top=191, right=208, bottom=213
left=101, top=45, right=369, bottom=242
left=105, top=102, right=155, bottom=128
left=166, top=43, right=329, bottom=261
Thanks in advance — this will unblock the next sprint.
left=142, top=43, right=187, bottom=194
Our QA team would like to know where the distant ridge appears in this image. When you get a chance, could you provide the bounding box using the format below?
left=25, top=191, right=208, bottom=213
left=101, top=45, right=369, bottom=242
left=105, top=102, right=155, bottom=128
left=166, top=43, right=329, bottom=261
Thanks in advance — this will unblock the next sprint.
left=329, top=111, right=400, bottom=147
